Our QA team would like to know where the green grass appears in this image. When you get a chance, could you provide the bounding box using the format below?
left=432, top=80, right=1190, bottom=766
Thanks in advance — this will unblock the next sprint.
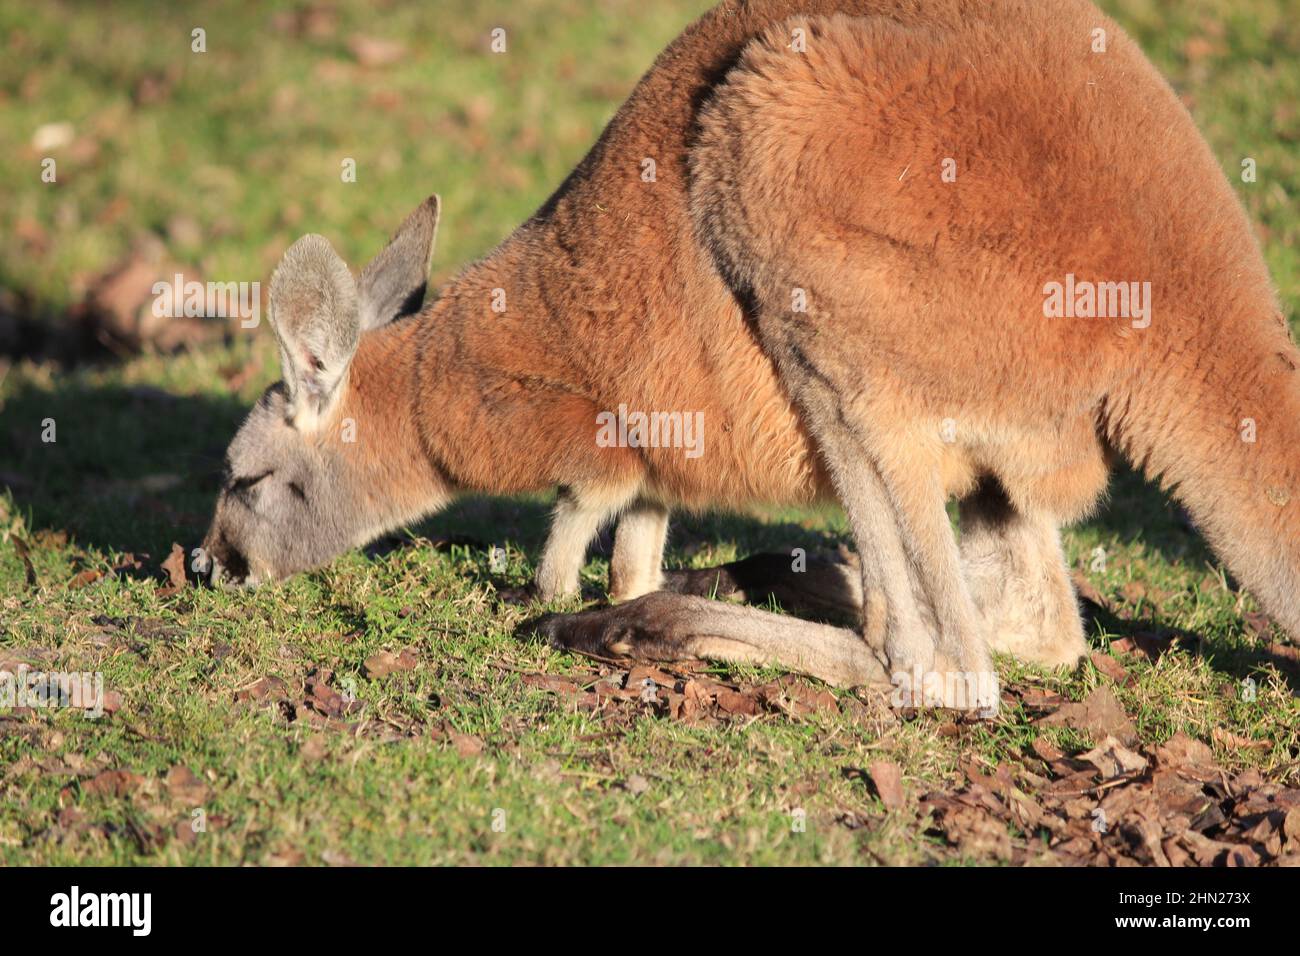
left=2, top=0, right=1299, bottom=865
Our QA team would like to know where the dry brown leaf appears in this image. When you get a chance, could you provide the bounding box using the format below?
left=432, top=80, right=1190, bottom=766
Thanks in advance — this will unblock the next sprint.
left=10, top=534, right=36, bottom=587
left=236, top=676, right=290, bottom=705
left=626, top=664, right=679, bottom=689
left=757, top=679, right=837, bottom=716
left=1019, top=688, right=1069, bottom=713
left=522, top=672, right=601, bottom=709
left=165, top=765, right=211, bottom=805
left=1080, top=735, right=1148, bottom=780
left=867, top=760, right=906, bottom=810
left=1110, top=631, right=1176, bottom=661
left=1089, top=651, right=1130, bottom=685
left=1153, top=732, right=1220, bottom=783
left=1242, top=611, right=1274, bottom=639
left=1037, top=685, right=1137, bottom=744
left=363, top=647, right=418, bottom=679
left=1211, top=727, right=1269, bottom=752
left=172, top=819, right=199, bottom=847
left=82, top=769, right=143, bottom=798
left=1283, top=808, right=1300, bottom=848
left=448, top=730, right=484, bottom=757
left=945, top=805, right=1014, bottom=862
left=304, top=674, right=351, bottom=718
left=69, top=569, right=103, bottom=589
left=716, top=688, right=761, bottom=716
left=157, top=542, right=187, bottom=596
left=680, top=678, right=714, bottom=719
left=1030, top=735, right=1065, bottom=763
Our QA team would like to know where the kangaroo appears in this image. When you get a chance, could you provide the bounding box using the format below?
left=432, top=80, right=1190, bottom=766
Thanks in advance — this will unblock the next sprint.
left=202, top=0, right=1297, bottom=711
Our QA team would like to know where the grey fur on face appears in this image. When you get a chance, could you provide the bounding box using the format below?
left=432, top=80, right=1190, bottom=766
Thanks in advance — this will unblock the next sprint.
left=201, top=195, right=441, bottom=586
left=204, top=385, right=353, bottom=585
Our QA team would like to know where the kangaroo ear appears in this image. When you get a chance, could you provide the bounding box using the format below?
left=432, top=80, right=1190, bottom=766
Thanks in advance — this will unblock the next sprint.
left=268, top=233, right=360, bottom=431
left=358, top=194, right=440, bottom=331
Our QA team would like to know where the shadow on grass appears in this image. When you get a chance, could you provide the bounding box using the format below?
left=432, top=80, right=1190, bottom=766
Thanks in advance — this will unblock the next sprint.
left=1067, top=468, right=1300, bottom=689
left=410, top=492, right=865, bottom=607
left=1081, top=595, right=1300, bottom=695
left=1083, top=463, right=1215, bottom=569
left=0, top=378, right=247, bottom=560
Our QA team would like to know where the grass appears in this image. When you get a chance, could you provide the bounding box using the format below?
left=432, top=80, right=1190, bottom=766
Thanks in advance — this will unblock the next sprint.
left=2, top=0, right=1299, bottom=866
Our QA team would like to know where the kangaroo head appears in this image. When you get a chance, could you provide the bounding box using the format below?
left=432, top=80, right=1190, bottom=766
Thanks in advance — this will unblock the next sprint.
left=200, top=195, right=443, bottom=586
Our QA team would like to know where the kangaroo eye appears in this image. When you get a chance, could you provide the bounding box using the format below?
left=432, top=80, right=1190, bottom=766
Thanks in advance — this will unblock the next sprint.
left=288, top=481, right=307, bottom=502
left=228, top=470, right=273, bottom=495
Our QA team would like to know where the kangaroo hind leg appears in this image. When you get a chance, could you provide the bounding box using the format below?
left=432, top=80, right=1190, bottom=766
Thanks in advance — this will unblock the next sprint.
left=960, top=477, right=1088, bottom=669
left=532, top=592, right=887, bottom=690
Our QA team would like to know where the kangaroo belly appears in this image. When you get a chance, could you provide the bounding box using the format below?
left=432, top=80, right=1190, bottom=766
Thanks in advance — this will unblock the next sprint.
left=635, top=299, right=833, bottom=511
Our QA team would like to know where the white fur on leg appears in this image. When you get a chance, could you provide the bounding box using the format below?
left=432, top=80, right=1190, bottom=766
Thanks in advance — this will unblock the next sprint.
left=534, top=486, right=635, bottom=600
left=960, top=489, right=1087, bottom=668
left=610, top=499, right=669, bottom=601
